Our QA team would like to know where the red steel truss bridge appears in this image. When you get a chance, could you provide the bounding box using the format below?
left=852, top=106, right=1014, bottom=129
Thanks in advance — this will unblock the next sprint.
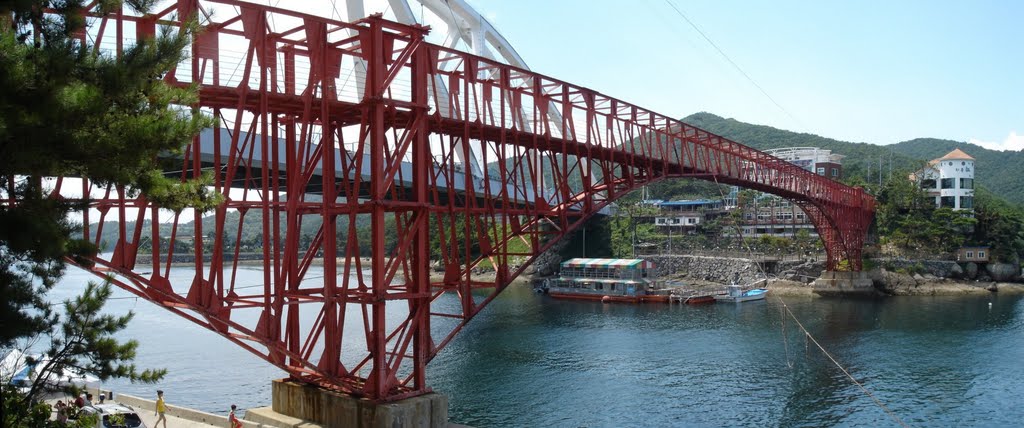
left=20, top=1, right=874, bottom=401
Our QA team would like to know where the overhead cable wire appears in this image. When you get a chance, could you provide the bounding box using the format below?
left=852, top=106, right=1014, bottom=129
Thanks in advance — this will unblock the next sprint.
left=661, top=0, right=803, bottom=128
left=774, top=295, right=909, bottom=428
left=708, top=176, right=903, bottom=425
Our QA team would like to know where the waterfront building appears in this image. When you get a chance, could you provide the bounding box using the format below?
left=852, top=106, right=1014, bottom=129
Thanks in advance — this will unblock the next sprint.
left=635, top=147, right=845, bottom=246
left=730, top=147, right=845, bottom=239
left=734, top=194, right=816, bottom=239
left=957, top=246, right=989, bottom=263
left=909, top=148, right=975, bottom=211
left=764, top=147, right=844, bottom=178
left=649, top=199, right=725, bottom=232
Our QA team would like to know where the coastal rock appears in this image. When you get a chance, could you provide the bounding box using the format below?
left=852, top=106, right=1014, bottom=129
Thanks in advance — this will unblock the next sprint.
left=867, top=268, right=885, bottom=285
left=986, top=263, right=1021, bottom=282
left=879, top=258, right=962, bottom=279
left=881, top=270, right=916, bottom=292
left=949, top=263, right=964, bottom=279
left=964, top=263, right=978, bottom=280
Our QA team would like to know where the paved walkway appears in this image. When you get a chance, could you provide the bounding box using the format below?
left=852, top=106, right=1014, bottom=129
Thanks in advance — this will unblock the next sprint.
left=135, top=409, right=221, bottom=428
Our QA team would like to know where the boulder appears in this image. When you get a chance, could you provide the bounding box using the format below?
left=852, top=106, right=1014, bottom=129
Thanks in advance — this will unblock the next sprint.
left=987, top=263, right=1021, bottom=282
left=964, top=262, right=978, bottom=280
left=949, top=263, right=964, bottom=279
left=881, top=270, right=916, bottom=292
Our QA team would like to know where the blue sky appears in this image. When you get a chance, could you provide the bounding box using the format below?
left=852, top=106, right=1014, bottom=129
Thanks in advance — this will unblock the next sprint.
left=464, top=0, right=1023, bottom=150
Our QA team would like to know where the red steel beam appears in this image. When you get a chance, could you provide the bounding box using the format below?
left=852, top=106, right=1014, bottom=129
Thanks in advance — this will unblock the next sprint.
left=13, top=2, right=875, bottom=402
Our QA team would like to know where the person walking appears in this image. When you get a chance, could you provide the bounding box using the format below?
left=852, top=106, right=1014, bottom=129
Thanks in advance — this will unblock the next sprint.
left=154, top=390, right=168, bottom=428
left=228, top=404, right=243, bottom=428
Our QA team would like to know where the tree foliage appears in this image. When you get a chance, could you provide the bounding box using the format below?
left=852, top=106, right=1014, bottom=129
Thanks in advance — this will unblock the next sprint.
left=1, top=0, right=215, bottom=346
left=1, top=1, right=213, bottom=425
left=4, top=281, right=166, bottom=427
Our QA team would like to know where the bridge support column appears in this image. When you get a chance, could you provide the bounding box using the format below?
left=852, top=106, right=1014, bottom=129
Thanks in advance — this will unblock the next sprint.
left=263, top=379, right=449, bottom=427
left=812, top=271, right=877, bottom=296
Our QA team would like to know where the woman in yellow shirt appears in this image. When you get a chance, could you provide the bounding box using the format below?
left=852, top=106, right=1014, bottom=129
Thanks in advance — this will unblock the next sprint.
left=155, top=390, right=167, bottom=428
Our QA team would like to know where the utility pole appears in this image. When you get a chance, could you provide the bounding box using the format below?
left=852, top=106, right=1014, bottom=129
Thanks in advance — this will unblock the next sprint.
left=878, top=156, right=883, bottom=186
left=889, top=148, right=893, bottom=179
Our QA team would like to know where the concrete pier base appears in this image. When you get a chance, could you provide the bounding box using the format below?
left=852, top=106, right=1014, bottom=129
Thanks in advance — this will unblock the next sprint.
left=269, top=378, right=449, bottom=428
left=812, top=270, right=878, bottom=296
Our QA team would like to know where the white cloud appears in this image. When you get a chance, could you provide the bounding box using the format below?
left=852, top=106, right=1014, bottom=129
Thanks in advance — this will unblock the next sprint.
left=969, top=131, right=1024, bottom=152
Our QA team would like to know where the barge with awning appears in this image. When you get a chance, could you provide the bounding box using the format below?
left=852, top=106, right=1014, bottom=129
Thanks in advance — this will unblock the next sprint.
left=540, top=258, right=673, bottom=303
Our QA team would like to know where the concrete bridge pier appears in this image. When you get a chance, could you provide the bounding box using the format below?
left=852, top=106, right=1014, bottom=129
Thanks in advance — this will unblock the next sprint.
left=812, top=270, right=877, bottom=296
left=248, top=379, right=449, bottom=427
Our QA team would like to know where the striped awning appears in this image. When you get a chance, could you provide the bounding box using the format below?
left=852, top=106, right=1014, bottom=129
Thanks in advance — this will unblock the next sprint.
left=560, top=258, right=654, bottom=269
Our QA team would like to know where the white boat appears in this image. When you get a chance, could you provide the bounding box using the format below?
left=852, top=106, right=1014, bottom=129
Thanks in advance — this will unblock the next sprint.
left=714, top=285, right=769, bottom=303
left=1, top=349, right=100, bottom=392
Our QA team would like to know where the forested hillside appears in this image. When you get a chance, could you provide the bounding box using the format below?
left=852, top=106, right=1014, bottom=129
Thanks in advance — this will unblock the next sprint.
left=682, top=112, right=921, bottom=189
left=681, top=112, right=1024, bottom=206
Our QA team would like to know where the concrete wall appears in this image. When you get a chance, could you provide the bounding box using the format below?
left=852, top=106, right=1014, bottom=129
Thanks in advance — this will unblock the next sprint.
left=87, top=387, right=260, bottom=427
left=271, top=379, right=448, bottom=428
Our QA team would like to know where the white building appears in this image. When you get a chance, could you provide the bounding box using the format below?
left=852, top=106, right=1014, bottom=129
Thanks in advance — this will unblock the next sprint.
left=910, top=148, right=975, bottom=211
left=763, top=147, right=845, bottom=178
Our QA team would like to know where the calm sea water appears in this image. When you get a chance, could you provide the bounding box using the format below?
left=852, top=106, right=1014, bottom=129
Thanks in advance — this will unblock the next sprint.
left=49, top=266, right=1024, bottom=427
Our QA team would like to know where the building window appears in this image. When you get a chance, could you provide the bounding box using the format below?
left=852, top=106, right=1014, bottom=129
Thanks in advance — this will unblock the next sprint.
left=960, top=196, right=974, bottom=209
left=960, top=178, right=973, bottom=189
left=967, top=251, right=974, bottom=258
left=979, top=251, right=986, bottom=258
left=941, top=196, right=956, bottom=208
left=941, top=178, right=955, bottom=189
left=831, top=168, right=838, bottom=177
left=921, top=179, right=937, bottom=189
left=816, top=167, right=825, bottom=175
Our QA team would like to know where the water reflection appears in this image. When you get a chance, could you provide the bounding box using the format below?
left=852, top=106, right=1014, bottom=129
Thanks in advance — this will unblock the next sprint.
left=48, top=266, right=1024, bottom=427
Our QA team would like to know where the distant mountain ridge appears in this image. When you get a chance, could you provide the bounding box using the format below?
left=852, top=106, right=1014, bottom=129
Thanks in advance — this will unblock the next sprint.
left=681, top=113, right=1024, bottom=206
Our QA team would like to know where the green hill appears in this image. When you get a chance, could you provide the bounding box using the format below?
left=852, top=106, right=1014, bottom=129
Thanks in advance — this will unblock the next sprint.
left=682, top=113, right=1024, bottom=206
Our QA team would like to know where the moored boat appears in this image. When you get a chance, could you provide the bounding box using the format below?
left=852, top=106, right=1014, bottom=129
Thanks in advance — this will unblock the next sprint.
left=541, top=258, right=672, bottom=303
left=714, top=285, right=769, bottom=303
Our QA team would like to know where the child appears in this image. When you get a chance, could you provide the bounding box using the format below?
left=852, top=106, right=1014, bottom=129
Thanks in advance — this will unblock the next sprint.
left=229, top=404, right=243, bottom=428
left=154, top=390, right=167, bottom=428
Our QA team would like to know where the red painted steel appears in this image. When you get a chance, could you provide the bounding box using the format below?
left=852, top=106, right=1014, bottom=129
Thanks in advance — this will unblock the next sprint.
left=14, top=1, right=874, bottom=401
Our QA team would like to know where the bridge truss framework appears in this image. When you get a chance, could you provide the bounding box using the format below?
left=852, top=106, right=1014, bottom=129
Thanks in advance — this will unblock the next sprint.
left=15, top=0, right=874, bottom=401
